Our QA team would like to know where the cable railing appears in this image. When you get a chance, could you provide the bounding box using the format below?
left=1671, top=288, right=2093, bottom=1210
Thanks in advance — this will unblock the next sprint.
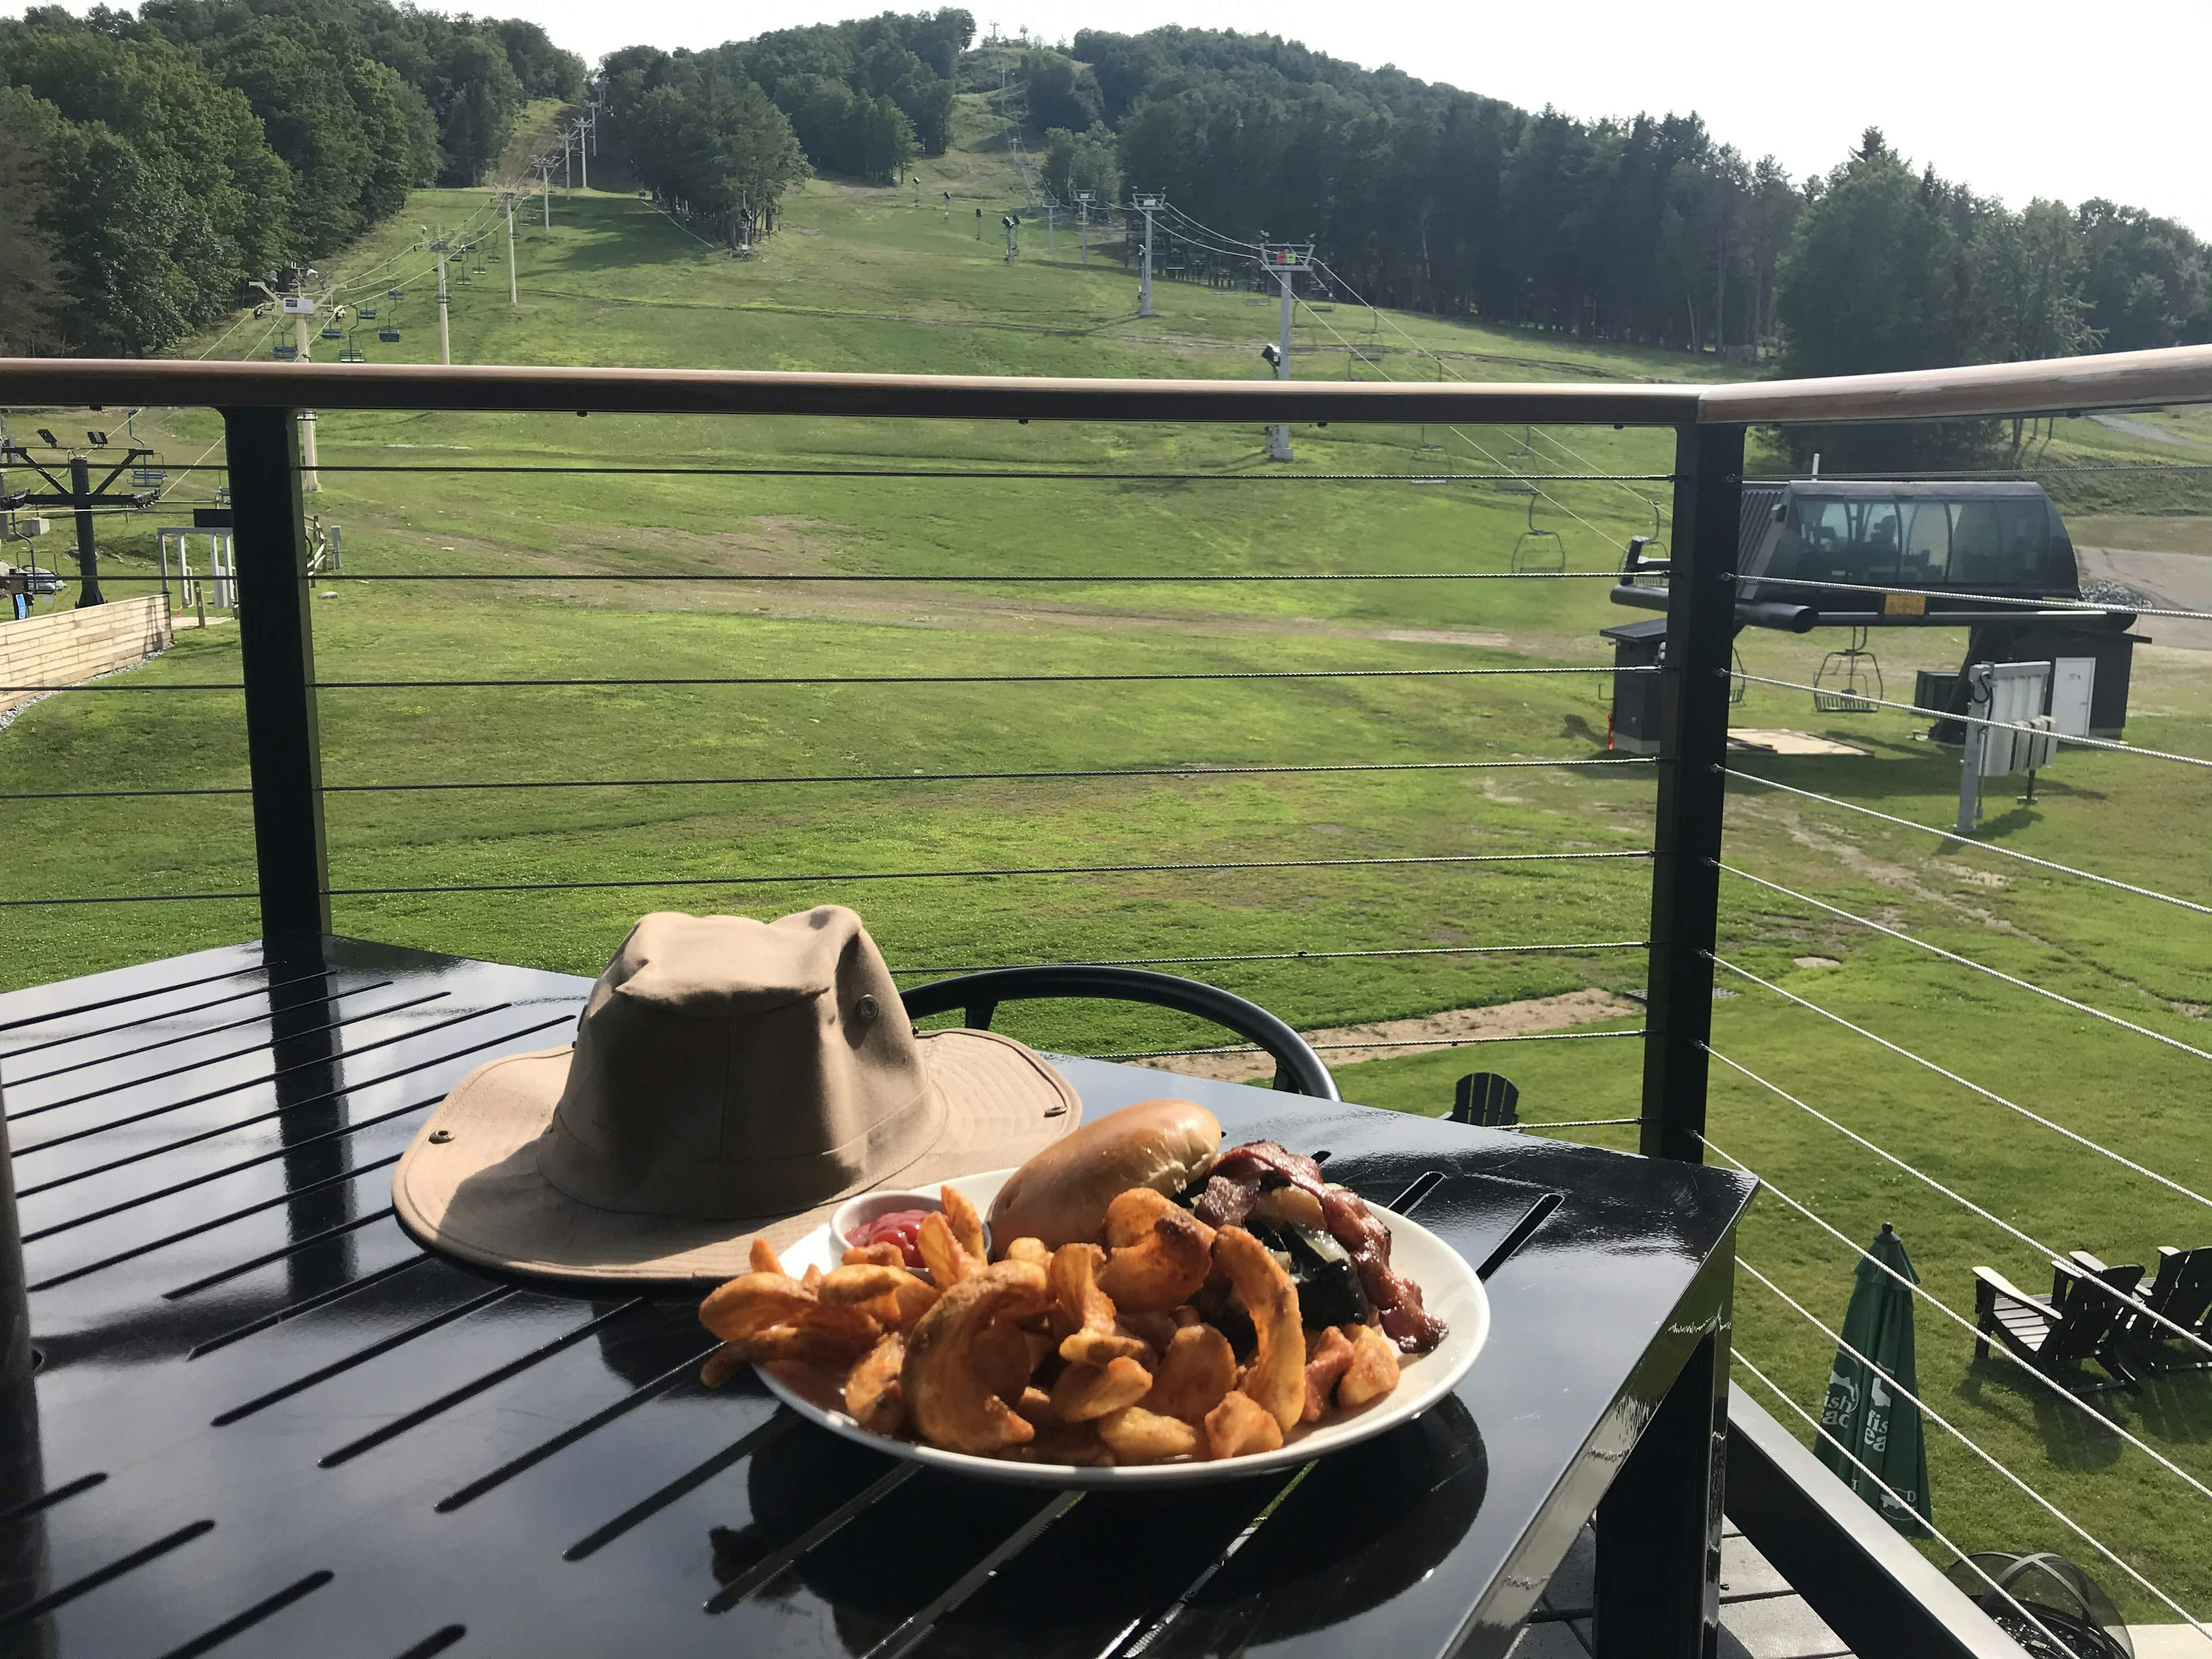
left=7, top=342, right=2212, bottom=1646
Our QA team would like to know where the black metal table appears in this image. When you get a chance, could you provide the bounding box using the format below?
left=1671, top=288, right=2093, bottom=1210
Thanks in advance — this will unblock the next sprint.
left=0, top=937, right=1753, bottom=1659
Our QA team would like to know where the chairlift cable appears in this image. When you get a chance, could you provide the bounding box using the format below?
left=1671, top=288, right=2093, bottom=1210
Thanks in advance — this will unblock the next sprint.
left=1733, top=673, right=2212, bottom=768
left=1703, top=1112, right=2212, bottom=1438
left=1709, top=952, right=2212, bottom=1213
left=1739, top=1255, right=2212, bottom=1639
left=1717, top=862, right=2212, bottom=1063
left=1724, top=770, right=2211, bottom=915
left=882, top=938, right=1652, bottom=974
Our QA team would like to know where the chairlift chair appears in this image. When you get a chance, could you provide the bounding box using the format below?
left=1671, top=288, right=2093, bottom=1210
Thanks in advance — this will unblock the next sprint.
left=387, top=287, right=406, bottom=301
left=1407, top=426, right=1453, bottom=485
left=130, top=453, right=166, bottom=491
left=378, top=325, right=402, bottom=344
left=1812, top=625, right=1883, bottom=714
left=1505, top=483, right=1567, bottom=574
left=358, top=306, right=377, bottom=321
left=338, top=327, right=366, bottom=363
left=319, top=322, right=343, bottom=340
left=272, top=342, right=298, bottom=361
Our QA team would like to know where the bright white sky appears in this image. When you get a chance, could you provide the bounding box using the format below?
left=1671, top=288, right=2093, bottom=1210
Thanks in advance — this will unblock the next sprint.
left=21, top=0, right=2210, bottom=234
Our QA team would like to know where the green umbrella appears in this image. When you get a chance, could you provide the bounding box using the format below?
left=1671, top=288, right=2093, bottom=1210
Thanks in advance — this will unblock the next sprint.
left=1815, top=1222, right=1932, bottom=1536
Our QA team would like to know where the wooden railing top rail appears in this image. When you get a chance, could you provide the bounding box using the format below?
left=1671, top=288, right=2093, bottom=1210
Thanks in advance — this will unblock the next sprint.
left=2, top=342, right=2210, bottom=424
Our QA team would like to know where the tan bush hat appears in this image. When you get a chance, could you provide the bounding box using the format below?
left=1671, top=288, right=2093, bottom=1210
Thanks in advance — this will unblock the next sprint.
left=393, top=906, right=1081, bottom=1287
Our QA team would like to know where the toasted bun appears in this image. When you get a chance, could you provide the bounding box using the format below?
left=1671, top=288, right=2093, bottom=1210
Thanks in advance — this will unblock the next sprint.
left=987, top=1098, right=1221, bottom=1252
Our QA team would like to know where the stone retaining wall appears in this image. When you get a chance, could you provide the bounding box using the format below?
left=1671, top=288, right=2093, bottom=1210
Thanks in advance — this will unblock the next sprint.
left=0, top=593, right=173, bottom=717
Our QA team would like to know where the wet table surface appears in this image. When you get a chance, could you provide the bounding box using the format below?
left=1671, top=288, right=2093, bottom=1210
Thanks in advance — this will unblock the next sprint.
left=0, top=935, right=1753, bottom=1659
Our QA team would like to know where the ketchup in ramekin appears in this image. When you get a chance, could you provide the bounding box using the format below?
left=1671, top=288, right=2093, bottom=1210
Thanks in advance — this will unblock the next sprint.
left=849, top=1208, right=933, bottom=1271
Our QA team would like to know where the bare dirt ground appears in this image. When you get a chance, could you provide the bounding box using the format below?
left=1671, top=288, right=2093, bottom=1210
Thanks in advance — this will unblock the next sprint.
left=1130, top=987, right=1642, bottom=1084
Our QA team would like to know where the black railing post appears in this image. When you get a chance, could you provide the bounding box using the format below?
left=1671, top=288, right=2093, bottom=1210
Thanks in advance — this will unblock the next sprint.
left=1639, top=422, right=1744, bottom=1162
left=223, top=407, right=331, bottom=940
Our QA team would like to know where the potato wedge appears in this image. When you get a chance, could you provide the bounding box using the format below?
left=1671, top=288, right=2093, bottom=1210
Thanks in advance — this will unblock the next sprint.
left=1096, top=1403, right=1203, bottom=1464
left=1052, top=1355, right=1154, bottom=1422
left=844, top=1332, right=908, bottom=1434
left=902, top=1260, right=1052, bottom=1455
left=1142, top=1322, right=1237, bottom=1422
left=1205, top=1389, right=1285, bottom=1459
left=1301, top=1326, right=1356, bottom=1423
left=1211, top=1226, right=1305, bottom=1430
left=1336, top=1322, right=1402, bottom=1408
left=1099, top=1192, right=1216, bottom=1314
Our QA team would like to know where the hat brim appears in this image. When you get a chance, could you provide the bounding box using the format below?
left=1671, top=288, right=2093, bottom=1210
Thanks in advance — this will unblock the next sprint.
left=392, top=1029, right=1081, bottom=1289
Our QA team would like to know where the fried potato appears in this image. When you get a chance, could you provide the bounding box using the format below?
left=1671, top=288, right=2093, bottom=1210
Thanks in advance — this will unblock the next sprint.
left=1212, top=1227, right=1305, bottom=1430
left=1119, top=1309, right=1180, bottom=1354
left=1052, top=1355, right=1154, bottom=1422
left=1005, top=1236, right=1051, bottom=1268
left=699, top=1272, right=820, bottom=1342
left=1301, top=1326, right=1356, bottom=1423
left=885, top=1272, right=940, bottom=1334
left=1204, top=1389, right=1285, bottom=1460
left=1336, top=1322, right=1402, bottom=1409
left=1141, top=1322, right=1237, bottom=1422
left=700, top=1343, right=749, bottom=1389
left=969, top=1313, right=1044, bottom=1402
left=842, top=1241, right=906, bottom=1270
left=722, top=1321, right=880, bottom=1370
left=844, top=1332, right=908, bottom=1434
left=941, top=1184, right=990, bottom=1262
left=1050, top=1243, right=1149, bottom=1368
left=1099, top=1191, right=1217, bottom=1314
left=750, top=1237, right=785, bottom=1275
left=817, top=1263, right=910, bottom=1306
left=1014, top=1385, right=1058, bottom=1430
left=902, top=1259, right=1052, bottom=1455
left=800, top=1264, right=824, bottom=1293
left=1096, top=1404, right=1203, bottom=1464
left=918, top=1210, right=982, bottom=1288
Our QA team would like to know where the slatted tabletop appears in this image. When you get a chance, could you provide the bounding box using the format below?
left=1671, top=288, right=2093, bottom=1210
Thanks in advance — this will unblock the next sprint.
left=0, top=936, right=1753, bottom=1659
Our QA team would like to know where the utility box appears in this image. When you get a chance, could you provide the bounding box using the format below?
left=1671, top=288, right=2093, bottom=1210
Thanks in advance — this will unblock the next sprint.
left=1955, top=619, right=2138, bottom=736
left=2048, top=657, right=2096, bottom=739
left=1602, top=618, right=1668, bottom=756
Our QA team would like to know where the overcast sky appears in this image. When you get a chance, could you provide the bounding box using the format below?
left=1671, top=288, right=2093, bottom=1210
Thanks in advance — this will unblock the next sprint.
left=21, top=0, right=2209, bottom=234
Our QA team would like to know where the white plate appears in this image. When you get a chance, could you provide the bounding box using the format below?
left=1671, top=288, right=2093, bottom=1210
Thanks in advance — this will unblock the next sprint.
left=753, top=1167, right=1490, bottom=1488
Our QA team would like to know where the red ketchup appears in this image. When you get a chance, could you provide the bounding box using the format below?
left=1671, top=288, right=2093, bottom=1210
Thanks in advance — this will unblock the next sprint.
left=850, top=1209, right=933, bottom=1271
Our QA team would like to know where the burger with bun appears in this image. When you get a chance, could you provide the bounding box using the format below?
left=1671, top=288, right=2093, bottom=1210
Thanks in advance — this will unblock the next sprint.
left=987, top=1097, right=1221, bottom=1252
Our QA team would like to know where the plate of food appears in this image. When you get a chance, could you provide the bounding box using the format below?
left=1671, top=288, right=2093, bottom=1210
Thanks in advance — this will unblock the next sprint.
left=695, top=1100, right=1489, bottom=1486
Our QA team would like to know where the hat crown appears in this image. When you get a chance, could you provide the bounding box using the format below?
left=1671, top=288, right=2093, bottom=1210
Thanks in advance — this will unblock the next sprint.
left=539, top=907, right=944, bottom=1221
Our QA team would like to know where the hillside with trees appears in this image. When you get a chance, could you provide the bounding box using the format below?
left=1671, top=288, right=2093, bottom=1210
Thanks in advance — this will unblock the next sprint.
left=0, top=0, right=581, bottom=355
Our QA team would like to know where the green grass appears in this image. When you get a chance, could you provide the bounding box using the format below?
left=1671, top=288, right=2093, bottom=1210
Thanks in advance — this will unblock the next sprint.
left=7, top=133, right=2212, bottom=1619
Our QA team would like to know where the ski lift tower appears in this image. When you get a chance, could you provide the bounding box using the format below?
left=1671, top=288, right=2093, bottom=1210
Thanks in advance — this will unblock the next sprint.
left=1135, top=195, right=1164, bottom=317
left=1074, top=191, right=1094, bottom=266
left=250, top=270, right=325, bottom=491
left=1260, top=242, right=1312, bottom=462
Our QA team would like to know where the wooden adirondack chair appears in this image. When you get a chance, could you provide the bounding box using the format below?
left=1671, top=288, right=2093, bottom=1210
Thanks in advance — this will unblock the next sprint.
left=1974, top=1256, right=2143, bottom=1394
left=2110, top=1246, right=2212, bottom=1377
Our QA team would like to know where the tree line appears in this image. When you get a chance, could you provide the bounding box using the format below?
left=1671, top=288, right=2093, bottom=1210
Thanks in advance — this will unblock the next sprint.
left=0, top=0, right=581, bottom=355
left=597, top=9, right=975, bottom=245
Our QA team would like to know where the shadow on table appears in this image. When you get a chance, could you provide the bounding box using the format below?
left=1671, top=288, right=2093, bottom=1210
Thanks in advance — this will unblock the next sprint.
left=707, top=1394, right=1488, bottom=1653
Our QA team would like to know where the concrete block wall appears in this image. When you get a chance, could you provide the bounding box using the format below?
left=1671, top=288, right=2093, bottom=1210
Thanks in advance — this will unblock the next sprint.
left=0, top=593, right=173, bottom=716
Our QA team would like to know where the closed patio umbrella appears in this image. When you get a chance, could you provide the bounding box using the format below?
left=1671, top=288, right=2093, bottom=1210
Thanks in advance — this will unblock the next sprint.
left=1815, top=1222, right=1932, bottom=1535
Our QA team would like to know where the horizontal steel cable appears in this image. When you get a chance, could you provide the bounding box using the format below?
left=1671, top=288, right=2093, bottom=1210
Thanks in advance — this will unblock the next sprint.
left=1701, top=1114, right=2212, bottom=1446
left=226, top=570, right=1633, bottom=583
left=291, top=464, right=1679, bottom=482
left=1737, top=1256, right=2212, bottom=1638
left=1728, top=1346, right=2091, bottom=1659
left=0, top=889, right=256, bottom=909
left=1082, top=1028, right=1644, bottom=1060
left=0, top=756, right=1659, bottom=804
left=1734, top=672, right=2212, bottom=769
left=1723, top=769, right=2212, bottom=915
left=1709, top=953, right=2212, bottom=1213
left=1716, top=861, right=2212, bottom=1063
left=1727, top=570, right=2212, bottom=624
left=885, top=940, right=1650, bottom=974
left=317, top=849, right=1652, bottom=900
left=0, top=666, right=1652, bottom=695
